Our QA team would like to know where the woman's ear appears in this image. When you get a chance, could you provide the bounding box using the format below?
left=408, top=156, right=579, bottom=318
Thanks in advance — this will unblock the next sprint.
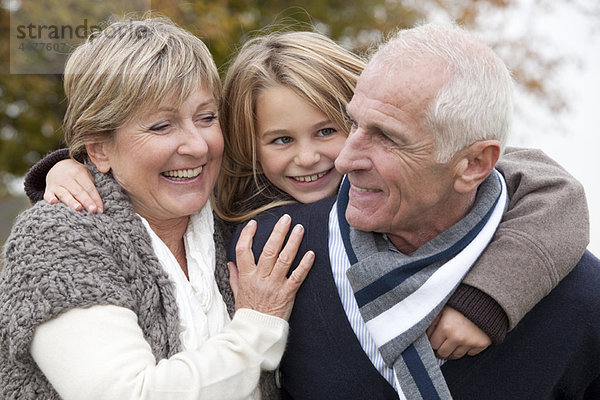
left=454, top=140, right=501, bottom=194
left=85, top=141, right=112, bottom=173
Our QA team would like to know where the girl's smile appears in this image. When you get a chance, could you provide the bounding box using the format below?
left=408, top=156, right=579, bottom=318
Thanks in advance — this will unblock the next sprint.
left=256, top=85, right=346, bottom=204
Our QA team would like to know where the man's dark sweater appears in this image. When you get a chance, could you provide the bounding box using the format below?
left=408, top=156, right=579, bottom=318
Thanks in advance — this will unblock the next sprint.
left=230, top=197, right=600, bottom=399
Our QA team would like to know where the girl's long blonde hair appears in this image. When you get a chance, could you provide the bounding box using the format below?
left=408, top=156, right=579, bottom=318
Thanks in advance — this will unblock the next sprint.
left=215, top=30, right=366, bottom=222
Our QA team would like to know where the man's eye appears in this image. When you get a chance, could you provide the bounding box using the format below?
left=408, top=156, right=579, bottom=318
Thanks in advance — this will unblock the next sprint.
left=346, top=117, right=357, bottom=129
left=348, top=120, right=358, bottom=134
left=318, top=128, right=336, bottom=137
left=273, top=136, right=293, bottom=145
left=377, top=132, right=395, bottom=143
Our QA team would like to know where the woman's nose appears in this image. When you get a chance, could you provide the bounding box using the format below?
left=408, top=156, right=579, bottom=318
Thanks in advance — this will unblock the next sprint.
left=178, top=125, right=209, bottom=157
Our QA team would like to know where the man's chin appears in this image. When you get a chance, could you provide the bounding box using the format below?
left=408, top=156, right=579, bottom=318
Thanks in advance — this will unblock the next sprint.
left=346, top=210, right=377, bottom=233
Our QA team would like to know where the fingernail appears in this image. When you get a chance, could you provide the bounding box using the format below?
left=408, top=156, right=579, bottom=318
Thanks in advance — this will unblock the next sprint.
left=247, top=219, right=256, bottom=227
left=293, top=224, right=304, bottom=234
left=306, top=251, right=315, bottom=260
left=73, top=203, right=81, bottom=210
left=281, top=214, right=291, bottom=224
left=89, top=204, right=97, bottom=213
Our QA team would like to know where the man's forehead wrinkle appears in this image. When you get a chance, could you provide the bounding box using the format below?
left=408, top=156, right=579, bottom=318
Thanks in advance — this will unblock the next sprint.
left=352, top=96, right=395, bottom=125
left=351, top=89, right=418, bottom=131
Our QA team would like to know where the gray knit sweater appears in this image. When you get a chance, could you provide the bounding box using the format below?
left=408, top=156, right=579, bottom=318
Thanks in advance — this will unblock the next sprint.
left=0, top=163, right=232, bottom=399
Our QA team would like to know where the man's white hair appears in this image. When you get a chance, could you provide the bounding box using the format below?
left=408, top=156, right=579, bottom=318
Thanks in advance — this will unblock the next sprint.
left=369, top=23, right=514, bottom=163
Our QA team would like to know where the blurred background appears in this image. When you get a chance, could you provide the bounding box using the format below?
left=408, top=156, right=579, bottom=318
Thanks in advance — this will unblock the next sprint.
left=1, top=0, right=599, bottom=254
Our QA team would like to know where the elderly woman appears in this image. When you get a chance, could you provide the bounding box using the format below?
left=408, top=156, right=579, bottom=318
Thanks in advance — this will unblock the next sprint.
left=0, top=17, right=313, bottom=400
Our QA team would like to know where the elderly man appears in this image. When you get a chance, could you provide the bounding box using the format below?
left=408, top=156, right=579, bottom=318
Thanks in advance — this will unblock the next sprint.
left=231, top=23, right=600, bottom=399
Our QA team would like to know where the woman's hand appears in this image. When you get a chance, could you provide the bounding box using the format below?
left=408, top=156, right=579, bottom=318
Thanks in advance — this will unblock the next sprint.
left=45, top=159, right=104, bottom=213
left=426, top=305, right=492, bottom=360
left=229, top=214, right=314, bottom=321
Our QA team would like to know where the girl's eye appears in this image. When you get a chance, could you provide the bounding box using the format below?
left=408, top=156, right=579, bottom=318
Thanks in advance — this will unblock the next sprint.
left=149, top=122, right=170, bottom=132
left=317, top=127, right=336, bottom=137
left=273, top=136, right=293, bottom=145
left=195, top=113, right=218, bottom=127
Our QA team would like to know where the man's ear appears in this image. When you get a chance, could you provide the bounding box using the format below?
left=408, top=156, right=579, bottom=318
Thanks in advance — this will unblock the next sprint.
left=454, top=140, right=501, bottom=194
left=85, top=141, right=112, bottom=173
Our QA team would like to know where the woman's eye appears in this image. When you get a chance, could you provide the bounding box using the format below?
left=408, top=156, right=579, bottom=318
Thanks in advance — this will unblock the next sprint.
left=318, top=127, right=336, bottom=137
left=149, top=122, right=170, bottom=132
left=273, top=136, right=293, bottom=145
left=195, top=113, right=218, bottom=126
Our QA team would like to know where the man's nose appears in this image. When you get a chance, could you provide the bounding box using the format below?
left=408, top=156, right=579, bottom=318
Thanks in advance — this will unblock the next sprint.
left=335, top=128, right=369, bottom=174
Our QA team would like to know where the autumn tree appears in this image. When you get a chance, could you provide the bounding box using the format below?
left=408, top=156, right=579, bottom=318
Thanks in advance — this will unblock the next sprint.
left=1, top=0, right=597, bottom=198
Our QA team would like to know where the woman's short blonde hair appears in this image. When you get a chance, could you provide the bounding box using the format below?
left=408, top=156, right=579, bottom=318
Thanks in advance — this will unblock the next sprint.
left=216, top=30, right=366, bottom=222
left=63, top=16, right=221, bottom=157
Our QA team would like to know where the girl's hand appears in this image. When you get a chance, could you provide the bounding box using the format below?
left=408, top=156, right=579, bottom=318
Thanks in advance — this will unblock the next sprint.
left=45, top=159, right=104, bottom=213
left=229, top=214, right=314, bottom=321
left=426, top=306, right=492, bottom=360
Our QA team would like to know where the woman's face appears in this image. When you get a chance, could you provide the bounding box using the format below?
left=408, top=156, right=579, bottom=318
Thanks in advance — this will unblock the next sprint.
left=255, top=85, right=346, bottom=204
left=94, top=87, right=223, bottom=224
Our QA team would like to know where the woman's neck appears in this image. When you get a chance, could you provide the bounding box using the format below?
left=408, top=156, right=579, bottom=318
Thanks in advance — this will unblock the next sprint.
left=145, top=216, right=190, bottom=279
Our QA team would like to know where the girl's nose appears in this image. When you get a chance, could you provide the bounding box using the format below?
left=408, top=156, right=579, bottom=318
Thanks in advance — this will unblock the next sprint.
left=294, top=147, right=320, bottom=168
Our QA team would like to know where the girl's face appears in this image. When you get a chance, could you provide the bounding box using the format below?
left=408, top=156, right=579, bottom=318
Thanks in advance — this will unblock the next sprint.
left=255, top=85, right=346, bottom=204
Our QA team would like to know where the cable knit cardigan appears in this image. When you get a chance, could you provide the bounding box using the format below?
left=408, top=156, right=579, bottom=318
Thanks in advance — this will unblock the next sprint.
left=0, top=163, right=238, bottom=399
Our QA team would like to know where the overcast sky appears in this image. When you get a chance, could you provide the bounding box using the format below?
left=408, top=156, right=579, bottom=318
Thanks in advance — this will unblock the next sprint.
left=505, top=1, right=600, bottom=254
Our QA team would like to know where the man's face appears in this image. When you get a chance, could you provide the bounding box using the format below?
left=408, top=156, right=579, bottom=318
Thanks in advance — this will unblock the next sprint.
left=335, top=60, right=462, bottom=249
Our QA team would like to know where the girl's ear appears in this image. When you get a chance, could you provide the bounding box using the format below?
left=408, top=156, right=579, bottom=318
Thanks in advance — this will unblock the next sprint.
left=454, top=140, right=501, bottom=194
left=85, top=141, right=112, bottom=173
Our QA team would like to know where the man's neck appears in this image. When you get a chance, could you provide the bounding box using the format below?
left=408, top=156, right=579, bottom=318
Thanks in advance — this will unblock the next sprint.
left=387, top=191, right=477, bottom=254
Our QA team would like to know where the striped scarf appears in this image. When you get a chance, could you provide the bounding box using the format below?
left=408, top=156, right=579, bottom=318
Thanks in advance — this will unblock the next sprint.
left=338, top=170, right=508, bottom=399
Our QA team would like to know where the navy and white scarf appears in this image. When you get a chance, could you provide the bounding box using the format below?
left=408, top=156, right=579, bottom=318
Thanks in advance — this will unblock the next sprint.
left=338, top=170, right=508, bottom=399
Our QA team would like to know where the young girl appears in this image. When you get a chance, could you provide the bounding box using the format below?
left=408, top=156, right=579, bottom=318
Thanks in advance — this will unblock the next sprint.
left=216, top=31, right=364, bottom=222
left=27, top=29, right=587, bottom=371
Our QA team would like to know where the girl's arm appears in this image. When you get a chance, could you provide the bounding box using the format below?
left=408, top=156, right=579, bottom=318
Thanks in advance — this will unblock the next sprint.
left=24, top=148, right=103, bottom=212
left=470, top=147, right=588, bottom=328
left=24, top=148, right=70, bottom=203
left=437, top=146, right=589, bottom=356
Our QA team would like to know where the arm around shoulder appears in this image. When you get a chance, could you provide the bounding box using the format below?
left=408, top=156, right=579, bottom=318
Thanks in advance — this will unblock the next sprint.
left=462, top=146, right=589, bottom=329
left=24, top=148, right=71, bottom=203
